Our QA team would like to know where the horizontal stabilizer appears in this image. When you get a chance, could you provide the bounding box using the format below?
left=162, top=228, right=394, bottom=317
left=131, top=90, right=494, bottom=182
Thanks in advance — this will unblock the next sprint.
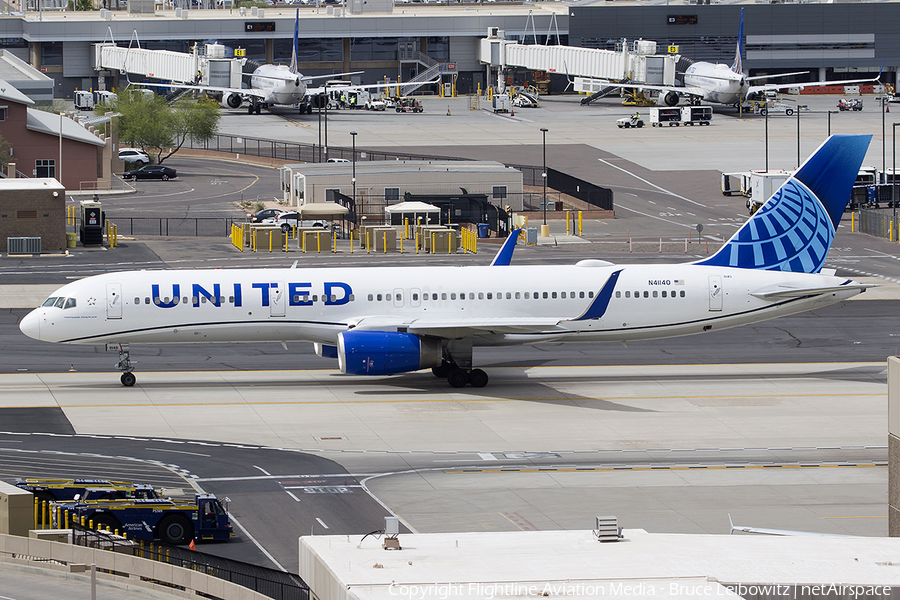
left=750, top=281, right=871, bottom=299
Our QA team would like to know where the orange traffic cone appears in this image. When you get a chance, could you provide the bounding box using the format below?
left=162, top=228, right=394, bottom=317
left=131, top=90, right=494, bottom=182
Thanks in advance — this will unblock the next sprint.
left=189, top=539, right=196, bottom=551
left=447, top=106, right=451, bottom=116
left=510, top=107, right=515, bottom=117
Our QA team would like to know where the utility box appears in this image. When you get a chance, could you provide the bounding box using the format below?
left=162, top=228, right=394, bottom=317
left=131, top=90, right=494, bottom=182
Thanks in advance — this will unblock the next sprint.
left=492, top=94, right=510, bottom=113
left=428, top=229, right=458, bottom=254
left=0, top=480, right=34, bottom=537
left=371, top=227, right=397, bottom=252
left=80, top=200, right=104, bottom=246
left=253, top=226, right=283, bottom=251
left=302, top=229, right=333, bottom=252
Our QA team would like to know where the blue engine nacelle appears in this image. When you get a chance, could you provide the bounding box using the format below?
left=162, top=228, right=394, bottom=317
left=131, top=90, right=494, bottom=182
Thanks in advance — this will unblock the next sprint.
left=337, top=331, right=442, bottom=376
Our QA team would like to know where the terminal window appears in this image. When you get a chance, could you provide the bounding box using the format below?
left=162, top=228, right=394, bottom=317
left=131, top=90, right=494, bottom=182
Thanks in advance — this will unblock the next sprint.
left=0, top=106, right=6, bottom=121
left=35, top=159, right=55, bottom=178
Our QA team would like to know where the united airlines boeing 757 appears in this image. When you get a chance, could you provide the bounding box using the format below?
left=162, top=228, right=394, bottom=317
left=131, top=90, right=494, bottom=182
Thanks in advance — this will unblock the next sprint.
left=20, top=135, right=872, bottom=388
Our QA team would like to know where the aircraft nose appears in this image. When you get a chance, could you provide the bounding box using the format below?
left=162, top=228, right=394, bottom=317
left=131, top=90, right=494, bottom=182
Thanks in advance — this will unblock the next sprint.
left=19, top=310, right=41, bottom=340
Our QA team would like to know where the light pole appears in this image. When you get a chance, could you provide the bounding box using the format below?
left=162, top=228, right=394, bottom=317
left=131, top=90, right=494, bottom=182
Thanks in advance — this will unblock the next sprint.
left=350, top=130, right=357, bottom=221
left=540, top=127, right=548, bottom=238
left=883, top=96, right=888, bottom=176
left=827, top=110, right=836, bottom=137
left=323, top=84, right=330, bottom=162
left=796, top=105, right=801, bottom=169
left=764, top=108, right=768, bottom=172
left=893, top=122, right=899, bottom=237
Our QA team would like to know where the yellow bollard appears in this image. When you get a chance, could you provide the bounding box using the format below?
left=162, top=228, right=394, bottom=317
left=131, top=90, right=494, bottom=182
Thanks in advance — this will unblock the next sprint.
left=166, top=548, right=171, bottom=563
left=81, top=516, right=85, bottom=527
left=89, top=519, right=93, bottom=530
left=350, top=230, right=354, bottom=254
left=851, top=212, right=856, bottom=232
left=302, top=231, right=306, bottom=253
left=416, top=231, right=419, bottom=254
left=115, top=528, right=119, bottom=536
left=269, top=231, right=273, bottom=253
left=64, top=509, right=69, bottom=530
left=578, top=211, right=583, bottom=236
left=431, top=232, right=435, bottom=255
left=284, top=233, right=288, bottom=252
left=42, top=501, right=48, bottom=529
left=333, top=230, right=337, bottom=253
left=565, top=211, right=570, bottom=235
left=33, top=498, right=38, bottom=530
left=399, top=233, right=403, bottom=254
left=366, top=231, right=370, bottom=254
left=383, top=231, right=387, bottom=254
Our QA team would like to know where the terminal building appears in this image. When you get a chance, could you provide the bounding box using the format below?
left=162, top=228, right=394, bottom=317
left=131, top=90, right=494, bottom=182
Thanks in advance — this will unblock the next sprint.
left=0, top=2, right=896, bottom=100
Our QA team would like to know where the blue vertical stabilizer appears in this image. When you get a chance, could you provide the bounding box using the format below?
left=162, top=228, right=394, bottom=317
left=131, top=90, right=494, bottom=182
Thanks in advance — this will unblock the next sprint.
left=696, top=134, right=871, bottom=273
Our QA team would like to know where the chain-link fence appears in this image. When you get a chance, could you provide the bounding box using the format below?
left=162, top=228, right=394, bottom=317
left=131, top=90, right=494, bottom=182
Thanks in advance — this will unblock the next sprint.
left=857, top=208, right=900, bottom=241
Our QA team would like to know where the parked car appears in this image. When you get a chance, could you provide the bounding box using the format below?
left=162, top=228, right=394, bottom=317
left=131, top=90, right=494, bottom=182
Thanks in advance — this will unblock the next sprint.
left=119, top=148, right=150, bottom=166
left=265, top=212, right=327, bottom=233
left=250, top=208, right=286, bottom=223
left=326, top=158, right=350, bottom=163
left=124, top=165, right=177, bottom=180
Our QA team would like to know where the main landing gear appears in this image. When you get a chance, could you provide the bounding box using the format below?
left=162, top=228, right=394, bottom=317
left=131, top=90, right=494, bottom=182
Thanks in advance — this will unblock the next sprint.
left=113, top=344, right=136, bottom=387
left=432, top=361, right=489, bottom=388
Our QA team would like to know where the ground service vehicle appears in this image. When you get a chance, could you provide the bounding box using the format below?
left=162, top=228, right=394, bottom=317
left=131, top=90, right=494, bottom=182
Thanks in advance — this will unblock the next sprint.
left=616, top=114, right=644, bottom=128
left=747, top=170, right=791, bottom=214
left=17, top=479, right=161, bottom=502
left=396, top=97, right=424, bottom=113
left=649, top=107, right=681, bottom=127
left=680, top=105, right=712, bottom=125
left=70, top=494, right=232, bottom=545
left=74, top=90, right=95, bottom=111
left=838, top=98, right=863, bottom=111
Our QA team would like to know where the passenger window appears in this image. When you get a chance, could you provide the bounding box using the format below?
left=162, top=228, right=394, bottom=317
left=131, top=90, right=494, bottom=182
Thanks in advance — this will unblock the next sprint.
left=395, top=294, right=401, bottom=302
left=616, top=291, right=622, bottom=298
left=625, top=291, right=631, bottom=298
left=561, top=292, right=567, bottom=299
left=551, top=292, right=557, bottom=299
left=432, top=293, right=438, bottom=300
left=643, top=291, right=649, bottom=298
left=54, top=297, right=66, bottom=308
left=542, top=292, right=548, bottom=299
left=662, top=291, right=667, bottom=298
left=386, top=294, right=392, bottom=302
left=183, top=297, right=188, bottom=304
left=313, top=295, right=318, bottom=302
left=680, top=291, right=685, bottom=297
left=133, top=297, right=140, bottom=304
left=229, top=296, right=235, bottom=303
left=349, top=294, right=355, bottom=301
left=478, top=292, right=484, bottom=300
left=652, top=291, right=658, bottom=298
left=64, top=298, right=76, bottom=309
left=451, top=293, right=456, bottom=300
left=442, top=293, right=447, bottom=300
left=293, top=296, right=300, bottom=302
left=42, top=297, right=58, bottom=307
left=412, top=293, right=418, bottom=301
left=515, top=292, right=520, bottom=299
left=579, top=291, right=585, bottom=299
left=487, top=293, right=493, bottom=300
left=469, top=293, right=475, bottom=300
left=377, top=294, right=382, bottom=301
left=145, top=298, right=150, bottom=304
left=368, top=294, right=374, bottom=301
left=330, top=294, right=337, bottom=302
left=506, top=292, right=511, bottom=299
left=588, top=291, right=594, bottom=298
left=219, top=296, right=225, bottom=304
left=570, top=291, right=575, bottom=298
left=524, top=292, right=530, bottom=299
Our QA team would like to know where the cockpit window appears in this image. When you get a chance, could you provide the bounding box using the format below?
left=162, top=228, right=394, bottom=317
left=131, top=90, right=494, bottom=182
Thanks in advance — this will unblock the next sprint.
left=64, top=298, right=76, bottom=309
left=53, top=297, right=66, bottom=308
left=42, top=297, right=58, bottom=307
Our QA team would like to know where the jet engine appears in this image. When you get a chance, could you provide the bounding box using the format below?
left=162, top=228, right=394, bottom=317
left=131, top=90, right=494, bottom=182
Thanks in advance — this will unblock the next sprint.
left=337, top=331, right=442, bottom=376
left=664, top=92, right=680, bottom=107
left=223, top=93, right=243, bottom=109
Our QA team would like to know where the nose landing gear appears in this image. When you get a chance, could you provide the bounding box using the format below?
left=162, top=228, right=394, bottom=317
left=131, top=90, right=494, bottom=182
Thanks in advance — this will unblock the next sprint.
left=111, top=343, right=136, bottom=387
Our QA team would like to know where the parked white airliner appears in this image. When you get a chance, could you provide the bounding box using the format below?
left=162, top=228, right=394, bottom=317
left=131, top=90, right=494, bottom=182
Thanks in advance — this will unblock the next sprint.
left=19, top=135, right=871, bottom=389
left=597, top=9, right=880, bottom=108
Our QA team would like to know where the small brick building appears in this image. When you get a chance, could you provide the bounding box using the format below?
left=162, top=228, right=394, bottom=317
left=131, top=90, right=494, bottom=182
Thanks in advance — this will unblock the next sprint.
left=0, top=178, right=66, bottom=253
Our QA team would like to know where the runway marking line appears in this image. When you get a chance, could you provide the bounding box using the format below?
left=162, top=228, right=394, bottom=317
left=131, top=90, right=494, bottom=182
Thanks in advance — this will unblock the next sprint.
left=0, top=391, right=884, bottom=409
left=445, top=463, right=886, bottom=474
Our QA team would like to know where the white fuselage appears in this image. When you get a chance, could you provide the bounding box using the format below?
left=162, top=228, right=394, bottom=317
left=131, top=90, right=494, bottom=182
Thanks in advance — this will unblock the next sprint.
left=684, top=62, right=745, bottom=105
left=19, top=263, right=860, bottom=348
left=249, top=64, right=307, bottom=105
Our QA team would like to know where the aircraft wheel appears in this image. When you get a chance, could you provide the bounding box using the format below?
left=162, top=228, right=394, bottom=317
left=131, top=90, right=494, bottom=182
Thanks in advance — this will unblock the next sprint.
left=786, top=108, right=794, bottom=116
left=121, top=372, right=136, bottom=387
left=432, top=361, right=452, bottom=378
left=468, top=369, right=489, bottom=388
left=447, top=368, right=469, bottom=388
left=158, top=515, right=193, bottom=545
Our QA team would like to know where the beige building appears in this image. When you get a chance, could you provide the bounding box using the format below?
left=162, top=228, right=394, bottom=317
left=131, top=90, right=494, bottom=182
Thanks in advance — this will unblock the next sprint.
left=0, top=178, right=66, bottom=253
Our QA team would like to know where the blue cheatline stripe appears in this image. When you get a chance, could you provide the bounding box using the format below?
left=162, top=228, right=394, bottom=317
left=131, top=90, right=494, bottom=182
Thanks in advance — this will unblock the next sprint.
left=490, top=229, right=521, bottom=266
left=575, top=269, right=623, bottom=321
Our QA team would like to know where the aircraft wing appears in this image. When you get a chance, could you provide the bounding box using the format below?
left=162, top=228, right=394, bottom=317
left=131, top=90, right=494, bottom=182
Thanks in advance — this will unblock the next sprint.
left=349, top=316, right=564, bottom=337
left=306, top=76, right=442, bottom=96
left=575, top=78, right=706, bottom=99
left=747, top=74, right=881, bottom=97
left=132, top=81, right=268, bottom=100
left=729, top=515, right=855, bottom=537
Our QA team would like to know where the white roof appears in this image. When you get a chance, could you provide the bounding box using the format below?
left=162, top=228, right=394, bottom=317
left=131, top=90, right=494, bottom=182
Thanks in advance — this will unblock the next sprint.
left=0, top=78, right=34, bottom=106
left=301, top=529, right=900, bottom=600
left=0, top=178, right=65, bottom=191
left=0, top=52, right=52, bottom=83
left=384, top=201, right=441, bottom=214
left=26, top=109, right=106, bottom=147
left=298, top=202, right=349, bottom=216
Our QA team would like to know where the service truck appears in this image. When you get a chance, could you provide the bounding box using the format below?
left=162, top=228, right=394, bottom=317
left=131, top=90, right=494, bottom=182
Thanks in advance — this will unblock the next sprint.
left=17, top=478, right=162, bottom=502
left=680, top=105, right=712, bottom=125
left=747, top=170, right=791, bottom=214
left=70, top=494, right=232, bottom=545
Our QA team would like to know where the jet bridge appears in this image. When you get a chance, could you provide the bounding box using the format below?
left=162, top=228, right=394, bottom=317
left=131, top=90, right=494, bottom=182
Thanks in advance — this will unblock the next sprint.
left=479, top=28, right=676, bottom=91
left=93, top=43, right=243, bottom=88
